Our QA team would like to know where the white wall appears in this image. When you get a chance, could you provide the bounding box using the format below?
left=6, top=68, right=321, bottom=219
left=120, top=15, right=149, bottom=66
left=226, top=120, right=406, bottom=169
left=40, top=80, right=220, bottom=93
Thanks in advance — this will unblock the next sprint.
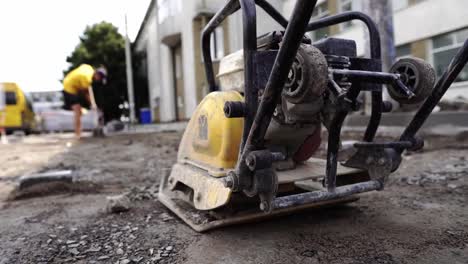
left=394, top=0, right=468, bottom=45
left=134, top=30, right=148, bottom=54
left=227, top=0, right=285, bottom=54
left=159, top=45, right=177, bottom=122
left=282, top=0, right=295, bottom=18
left=180, top=0, right=199, bottom=118
left=256, top=0, right=284, bottom=36
left=333, top=24, right=367, bottom=56
left=228, top=13, right=243, bottom=52
left=146, top=16, right=160, bottom=120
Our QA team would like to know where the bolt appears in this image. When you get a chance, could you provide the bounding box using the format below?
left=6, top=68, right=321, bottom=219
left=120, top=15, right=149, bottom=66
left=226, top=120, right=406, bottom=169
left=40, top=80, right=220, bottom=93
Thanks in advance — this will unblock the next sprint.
left=246, top=156, right=256, bottom=170
left=377, top=158, right=386, bottom=166
left=168, top=178, right=174, bottom=184
left=195, top=193, right=202, bottom=201
left=223, top=176, right=234, bottom=188
left=259, top=201, right=268, bottom=212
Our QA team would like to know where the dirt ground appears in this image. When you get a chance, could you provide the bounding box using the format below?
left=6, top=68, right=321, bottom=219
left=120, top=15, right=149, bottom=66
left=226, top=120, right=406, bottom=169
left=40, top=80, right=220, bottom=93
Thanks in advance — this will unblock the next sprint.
left=0, top=131, right=467, bottom=264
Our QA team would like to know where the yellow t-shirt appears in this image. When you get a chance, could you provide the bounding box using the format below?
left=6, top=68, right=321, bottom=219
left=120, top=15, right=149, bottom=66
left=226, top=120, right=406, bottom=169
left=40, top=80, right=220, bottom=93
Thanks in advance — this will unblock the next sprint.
left=63, top=64, right=95, bottom=95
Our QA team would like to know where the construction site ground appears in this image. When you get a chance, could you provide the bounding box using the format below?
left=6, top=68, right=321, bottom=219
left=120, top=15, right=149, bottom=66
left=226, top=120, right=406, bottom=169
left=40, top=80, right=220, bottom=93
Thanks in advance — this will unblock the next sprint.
left=0, top=130, right=467, bottom=264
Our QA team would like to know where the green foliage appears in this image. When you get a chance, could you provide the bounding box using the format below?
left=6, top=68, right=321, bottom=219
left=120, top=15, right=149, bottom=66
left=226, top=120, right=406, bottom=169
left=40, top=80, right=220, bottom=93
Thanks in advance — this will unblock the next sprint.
left=64, top=21, right=125, bottom=76
left=64, top=21, right=127, bottom=121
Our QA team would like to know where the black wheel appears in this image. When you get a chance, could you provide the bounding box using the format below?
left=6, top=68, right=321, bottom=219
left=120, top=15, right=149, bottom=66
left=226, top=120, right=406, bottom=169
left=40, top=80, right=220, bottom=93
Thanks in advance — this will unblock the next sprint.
left=388, top=57, right=436, bottom=104
left=283, top=44, right=328, bottom=103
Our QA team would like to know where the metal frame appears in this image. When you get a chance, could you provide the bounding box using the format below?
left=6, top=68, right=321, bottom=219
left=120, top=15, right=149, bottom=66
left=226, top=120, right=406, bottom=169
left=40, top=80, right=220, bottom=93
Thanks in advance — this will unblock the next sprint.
left=201, top=0, right=468, bottom=210
left=306, top=11, right=383, bottom=191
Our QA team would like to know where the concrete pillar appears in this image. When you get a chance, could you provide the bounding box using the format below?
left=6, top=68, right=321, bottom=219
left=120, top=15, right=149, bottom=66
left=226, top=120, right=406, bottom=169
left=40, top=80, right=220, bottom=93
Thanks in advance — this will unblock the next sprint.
left=146, top=18, right=160, bottom=121
left=363, top=0, right=398, bottom=112
left=181, top=21, right=198, bottom=119
left=411, top=39, right=428, bottom=60
left=159, top=45, right=176, bottom=122
left=228, top=13, right=243, bottom=52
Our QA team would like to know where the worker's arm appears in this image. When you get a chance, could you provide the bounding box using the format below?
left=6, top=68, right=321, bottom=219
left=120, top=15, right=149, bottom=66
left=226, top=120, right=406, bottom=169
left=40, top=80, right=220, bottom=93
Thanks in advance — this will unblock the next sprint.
left=88, top=86, right=98, bottom=110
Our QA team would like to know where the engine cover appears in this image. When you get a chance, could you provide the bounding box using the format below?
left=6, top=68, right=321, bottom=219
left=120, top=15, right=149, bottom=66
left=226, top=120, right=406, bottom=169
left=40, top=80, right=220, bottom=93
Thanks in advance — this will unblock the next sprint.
left=177, top=91, right=244, bottom=176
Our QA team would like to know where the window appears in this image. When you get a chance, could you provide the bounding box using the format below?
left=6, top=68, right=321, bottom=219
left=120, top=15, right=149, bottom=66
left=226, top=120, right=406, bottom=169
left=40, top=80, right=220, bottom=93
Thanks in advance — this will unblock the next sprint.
left=309, top=2, right=330, bottom=41
left=5, top=91, right=17, bottom=105
left=45, top=94, right=53, bottom=102
left=396, top=43, right=411, bottom=59
left=432, top=28, right=468, bottom=83
left=158, top=0, right=182, bottom=24
left=211, top=26, right=224, bottom=60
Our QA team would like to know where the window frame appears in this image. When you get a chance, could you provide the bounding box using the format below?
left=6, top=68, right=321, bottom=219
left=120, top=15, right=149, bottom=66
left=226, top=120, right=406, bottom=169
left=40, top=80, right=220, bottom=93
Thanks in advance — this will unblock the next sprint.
left=5, top=91, right=17, bottom=105
left=395, top=43, right=412, bottom=60
left=431, top=28, right=468, bottom=85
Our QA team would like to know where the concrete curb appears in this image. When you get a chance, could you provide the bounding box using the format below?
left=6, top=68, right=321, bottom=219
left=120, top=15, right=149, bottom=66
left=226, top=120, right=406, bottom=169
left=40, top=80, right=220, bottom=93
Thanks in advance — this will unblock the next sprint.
left=345, top=111, right=468, bottom=128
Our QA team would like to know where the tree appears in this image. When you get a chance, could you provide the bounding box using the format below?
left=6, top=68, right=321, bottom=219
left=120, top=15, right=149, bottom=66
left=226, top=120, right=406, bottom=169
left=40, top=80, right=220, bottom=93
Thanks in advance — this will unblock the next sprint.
left=64, top=21, right=127, bottom=122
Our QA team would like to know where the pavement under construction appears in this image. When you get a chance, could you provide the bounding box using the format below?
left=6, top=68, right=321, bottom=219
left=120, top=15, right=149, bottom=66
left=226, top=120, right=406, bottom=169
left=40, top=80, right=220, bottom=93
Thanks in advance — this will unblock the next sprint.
left=0, top=131, right=467, bottom=263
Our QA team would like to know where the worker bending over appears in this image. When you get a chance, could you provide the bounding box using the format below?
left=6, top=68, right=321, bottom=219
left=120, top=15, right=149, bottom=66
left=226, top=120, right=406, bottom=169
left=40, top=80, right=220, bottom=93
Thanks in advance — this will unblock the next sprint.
left=62, top=64, right=107, bottom=138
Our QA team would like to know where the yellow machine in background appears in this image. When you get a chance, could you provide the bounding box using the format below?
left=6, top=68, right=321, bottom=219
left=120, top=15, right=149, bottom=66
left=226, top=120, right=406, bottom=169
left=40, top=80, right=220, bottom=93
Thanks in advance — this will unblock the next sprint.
left=0, top=82, right=36, bottom=134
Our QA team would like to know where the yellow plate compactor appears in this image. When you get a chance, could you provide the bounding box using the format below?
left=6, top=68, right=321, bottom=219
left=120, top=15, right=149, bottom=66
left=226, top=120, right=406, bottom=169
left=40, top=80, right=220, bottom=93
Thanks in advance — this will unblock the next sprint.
left=159, top=0, right=468, bottom=232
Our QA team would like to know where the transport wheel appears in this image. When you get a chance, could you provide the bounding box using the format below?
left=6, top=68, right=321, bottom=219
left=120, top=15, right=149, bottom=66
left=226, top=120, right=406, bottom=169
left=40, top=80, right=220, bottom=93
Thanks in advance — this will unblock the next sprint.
left=283, top=44, right=328, bottom=103
left=388, top=57, right=436, bottom=104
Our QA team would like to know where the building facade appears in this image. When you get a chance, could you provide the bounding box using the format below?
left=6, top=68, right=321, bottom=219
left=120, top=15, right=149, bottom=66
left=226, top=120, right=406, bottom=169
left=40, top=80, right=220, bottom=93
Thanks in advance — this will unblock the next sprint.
left=133, top=0, right=468, bottom=123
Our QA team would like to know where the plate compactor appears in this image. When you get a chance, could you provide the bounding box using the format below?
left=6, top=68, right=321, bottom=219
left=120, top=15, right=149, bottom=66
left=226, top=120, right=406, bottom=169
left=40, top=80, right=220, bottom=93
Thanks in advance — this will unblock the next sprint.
left=159, top=0, right=468, bottom=232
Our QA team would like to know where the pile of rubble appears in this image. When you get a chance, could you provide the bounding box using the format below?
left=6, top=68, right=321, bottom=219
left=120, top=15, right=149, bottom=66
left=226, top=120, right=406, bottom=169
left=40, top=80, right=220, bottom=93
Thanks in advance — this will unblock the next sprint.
left=126, top=184, right=160, bottom=202
left=32, top=213, right=181, bottom=264
left=399, top=156, right=467, bottom=191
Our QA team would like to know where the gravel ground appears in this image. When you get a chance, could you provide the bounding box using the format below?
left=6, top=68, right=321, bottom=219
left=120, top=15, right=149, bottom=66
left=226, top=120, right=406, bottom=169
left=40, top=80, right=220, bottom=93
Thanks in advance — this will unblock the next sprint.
left=0, top=131, right=467, bottom=264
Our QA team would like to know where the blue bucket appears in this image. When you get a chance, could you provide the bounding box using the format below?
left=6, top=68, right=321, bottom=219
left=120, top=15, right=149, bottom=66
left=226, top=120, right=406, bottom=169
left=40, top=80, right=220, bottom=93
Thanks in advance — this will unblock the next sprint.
left=140, top=108, right=152, bottom=124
